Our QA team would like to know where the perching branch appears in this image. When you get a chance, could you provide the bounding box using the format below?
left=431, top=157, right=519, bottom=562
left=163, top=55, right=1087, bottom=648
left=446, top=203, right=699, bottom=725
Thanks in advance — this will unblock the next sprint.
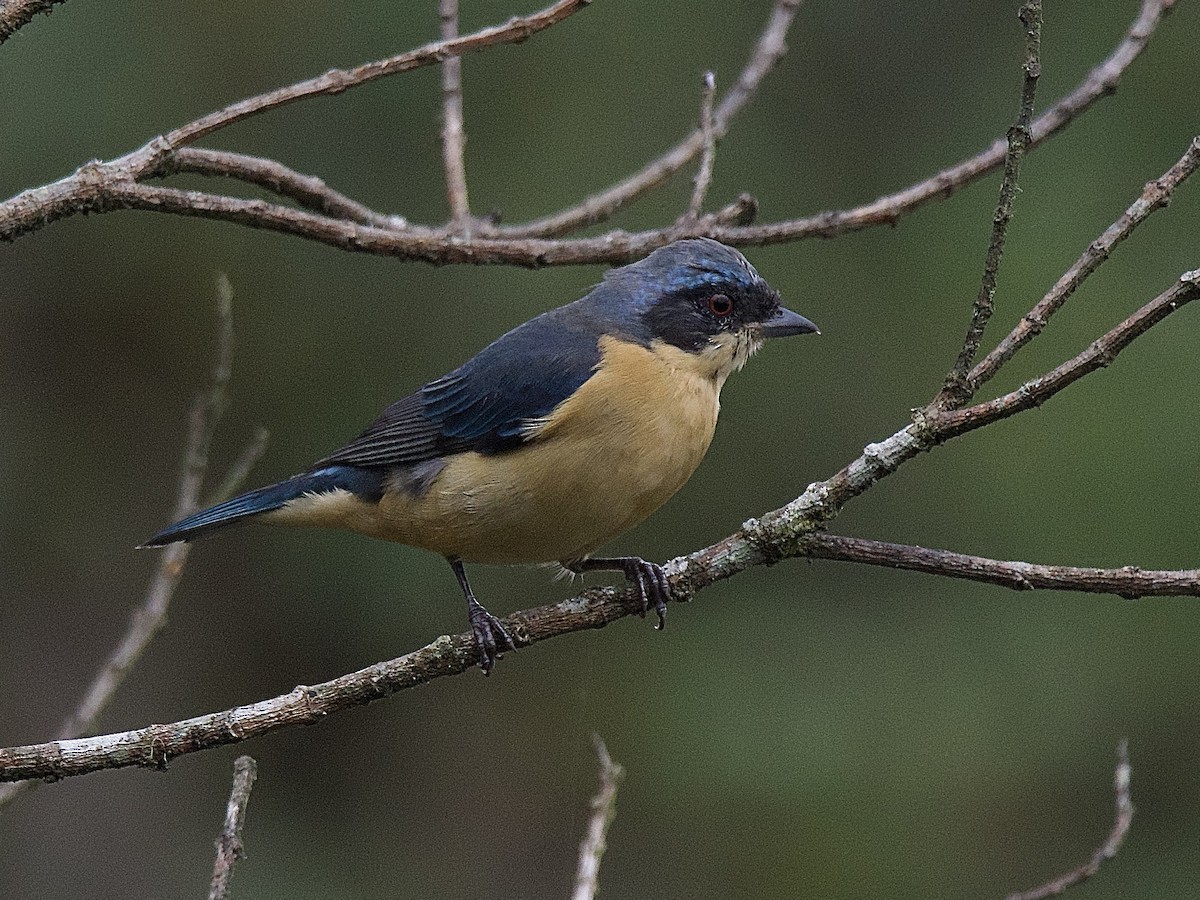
left=1006, top=742, right=1134, bottom=900
left=0, top=0, right=1175, bottom=266
left=0, top=468, right=1194, bottom=785
left=571, top=736, right=624, bottom=900
left=0, top=0, right=68, bottom=44
left=208, top=756, right=259, bottom=900
left=0, top=279, right=265, bottom=810
left=3, top=99, right=1197, bottom=781
left=938, top=0, right=1041, bottom=409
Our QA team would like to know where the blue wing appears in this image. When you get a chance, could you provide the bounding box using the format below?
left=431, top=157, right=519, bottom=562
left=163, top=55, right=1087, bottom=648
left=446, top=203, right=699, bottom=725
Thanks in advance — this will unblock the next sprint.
left=317, top=309, right=602, bottom=470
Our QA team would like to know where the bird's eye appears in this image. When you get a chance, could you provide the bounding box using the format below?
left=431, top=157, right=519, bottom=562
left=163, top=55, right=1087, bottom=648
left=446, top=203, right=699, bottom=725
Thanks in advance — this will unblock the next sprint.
left=708, top=294, right=734, bottom=317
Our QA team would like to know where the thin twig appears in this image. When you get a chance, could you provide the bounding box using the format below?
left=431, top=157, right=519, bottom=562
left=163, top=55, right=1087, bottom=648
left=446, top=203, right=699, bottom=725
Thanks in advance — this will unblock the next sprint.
left=206, top=427, right=270, bottom=510
left=208, top=756, right=259, bottom=900
left=164, top=0, right=589, bottom=152
left=934, top=269, right=1200, bottom=441
left=969, top=135, right=1200, bottom=393
left=682, top=72, right=718, bottom=222
left=0, top=0, right=68, bottom=44
left=799, top=534, right=1200, bottom=598
left=937, top=0, right=1041, bottom=409
left=439, top=0, right=472, bottom=229
left=1006, top=742, right=1133, bottom=900
left=161, top=149, right=405, bottom=229
left=0, top=278, right=261, bottom=810
left=500, top=0, right=1167, bottom=242
left=502, top=0, right=802, bottom=238
left=572, top=736, right=625, bottom=900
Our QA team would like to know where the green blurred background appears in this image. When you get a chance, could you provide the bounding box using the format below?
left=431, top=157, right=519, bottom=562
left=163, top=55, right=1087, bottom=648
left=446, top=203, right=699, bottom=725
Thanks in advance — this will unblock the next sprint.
left=3, top=1, right=1199, bottom=897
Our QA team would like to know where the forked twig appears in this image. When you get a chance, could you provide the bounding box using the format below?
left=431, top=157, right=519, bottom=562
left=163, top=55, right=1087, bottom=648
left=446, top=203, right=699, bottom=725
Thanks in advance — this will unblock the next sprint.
left=937, top=0, right=1041, bottom=409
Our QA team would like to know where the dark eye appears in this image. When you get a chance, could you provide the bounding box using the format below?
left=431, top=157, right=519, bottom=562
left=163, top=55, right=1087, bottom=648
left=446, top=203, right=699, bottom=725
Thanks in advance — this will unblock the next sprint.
left=708, top=294, right=734, bottom=317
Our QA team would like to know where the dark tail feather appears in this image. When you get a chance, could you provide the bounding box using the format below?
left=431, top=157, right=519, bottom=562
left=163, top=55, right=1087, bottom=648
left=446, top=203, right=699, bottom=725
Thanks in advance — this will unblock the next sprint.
left=139, top=465, right=383, bottom=547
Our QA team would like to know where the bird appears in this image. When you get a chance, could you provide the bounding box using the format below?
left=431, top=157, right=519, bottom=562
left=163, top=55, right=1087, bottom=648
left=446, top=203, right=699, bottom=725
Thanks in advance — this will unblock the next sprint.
left=142, top=238, right=819, bottom=673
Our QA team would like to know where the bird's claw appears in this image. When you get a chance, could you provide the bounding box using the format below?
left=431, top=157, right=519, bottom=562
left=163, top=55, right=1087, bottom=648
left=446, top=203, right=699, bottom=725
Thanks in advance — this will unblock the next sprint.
left=467, top=600, right=516, bottom=675
left=624, top=558, right=671, bottom=630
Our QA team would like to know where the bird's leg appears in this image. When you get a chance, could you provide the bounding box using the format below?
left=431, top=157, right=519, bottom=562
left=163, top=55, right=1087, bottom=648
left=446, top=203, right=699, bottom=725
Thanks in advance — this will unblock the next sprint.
left=448, top=557, right=515, bottom=675
left=566, top=556, right=671, bottom=630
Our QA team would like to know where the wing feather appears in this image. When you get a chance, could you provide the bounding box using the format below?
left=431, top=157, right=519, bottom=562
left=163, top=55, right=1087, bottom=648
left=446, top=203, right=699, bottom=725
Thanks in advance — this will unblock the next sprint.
left=316, top=310, right=602, bottom=471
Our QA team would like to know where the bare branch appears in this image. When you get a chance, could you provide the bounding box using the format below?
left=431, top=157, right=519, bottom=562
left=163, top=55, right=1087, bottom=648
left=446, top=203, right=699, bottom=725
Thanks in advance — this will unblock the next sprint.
left=499, top=0, right=1169, bottom=244
left=0, top=1, right=1173, bottom=261
left=937, top=0, right=1041, bottom=409
left=0, top=0, right=68, bottom=44
left=935, top=269, right=1200, bottom=440
left=161, top=149, right=405, bottom=229
left=164, top=0, right=590, bottom=152
left=0, top=279, right=262, bottom=810
left=800, top=534, right=1200, bottom=598
left=503, top=0, right=802, bottom=238
left=439, top=0, right=472, bottom=229
left=208, top=756, right=259, bottom=900
left=0, top=0, right=590, bottom=242
left=206, top=427, right=270, bottom=510
left=572, top=736, right=624, bottom=900
left=1006, top=742, right=1133, bottom=900
left=682, top=72, right=718, bottom=222
left=969, top=135, right=1200, bottom=393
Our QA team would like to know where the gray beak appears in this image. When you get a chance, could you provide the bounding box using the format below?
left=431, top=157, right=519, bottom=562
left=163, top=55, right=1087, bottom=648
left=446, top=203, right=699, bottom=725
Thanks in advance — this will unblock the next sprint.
left=760, top=306, right=820, bottom=338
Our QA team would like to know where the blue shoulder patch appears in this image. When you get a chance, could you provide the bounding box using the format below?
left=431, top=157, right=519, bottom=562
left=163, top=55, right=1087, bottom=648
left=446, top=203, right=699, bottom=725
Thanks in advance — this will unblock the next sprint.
left=422, top=310, right=601, bottom=451
left=317, top=308, right=602, bottom=470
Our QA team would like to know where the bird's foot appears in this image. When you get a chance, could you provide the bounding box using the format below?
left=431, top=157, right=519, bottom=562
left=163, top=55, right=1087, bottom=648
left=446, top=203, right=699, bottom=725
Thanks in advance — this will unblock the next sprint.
left=467, top=596, right=516, bottom=676
left=620, top=557, right=671, bottom=630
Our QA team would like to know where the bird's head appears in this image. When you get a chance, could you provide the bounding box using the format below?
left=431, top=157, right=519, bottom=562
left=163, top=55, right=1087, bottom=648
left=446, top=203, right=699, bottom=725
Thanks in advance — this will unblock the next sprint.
left=598, top=238, right=819, bottom=384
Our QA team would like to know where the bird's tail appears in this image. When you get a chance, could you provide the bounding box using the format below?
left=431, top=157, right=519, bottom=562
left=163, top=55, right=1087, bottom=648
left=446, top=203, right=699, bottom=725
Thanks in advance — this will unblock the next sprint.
left=139, top=465, right=382, bottom=547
